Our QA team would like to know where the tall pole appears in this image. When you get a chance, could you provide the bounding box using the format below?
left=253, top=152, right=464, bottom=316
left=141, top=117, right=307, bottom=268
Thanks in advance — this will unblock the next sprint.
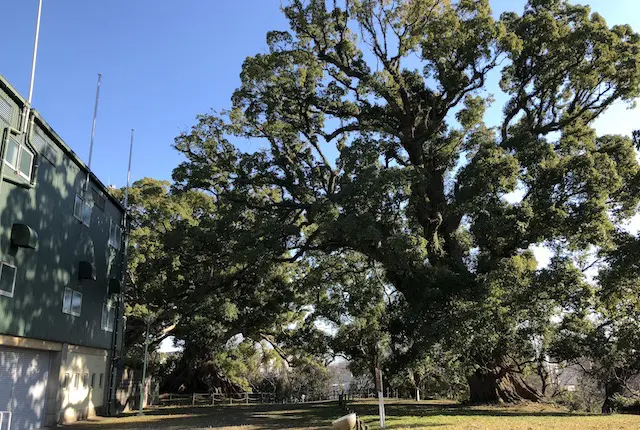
left=85, top=73, right=102, bottom=191
left=106, top=130, right=134, bottom=415
left=139, top=316, right=150, bottom=415
left=23, top=0, right=43, bottom=133
left=124, top=129, right=134, bottom=209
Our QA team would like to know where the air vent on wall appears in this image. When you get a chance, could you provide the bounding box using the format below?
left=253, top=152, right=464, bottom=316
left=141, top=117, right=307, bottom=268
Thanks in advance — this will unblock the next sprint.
left=108, top=278, right=121, bottom=294
left=10, top=224, right=38, bottom=249
left=0, top=97, right=11, bottom=123
left=78, top=261, right=96, bottom=281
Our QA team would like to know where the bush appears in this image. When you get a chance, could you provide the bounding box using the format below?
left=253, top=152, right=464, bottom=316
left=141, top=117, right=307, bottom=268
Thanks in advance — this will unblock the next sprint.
left=610, top=394, right=640, bottom=414
left=554, top=390, right=586, bottom=412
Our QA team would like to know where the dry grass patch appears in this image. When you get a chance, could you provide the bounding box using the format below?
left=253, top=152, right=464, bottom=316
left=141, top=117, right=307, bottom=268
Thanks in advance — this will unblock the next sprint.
left=67, top=399, right=640, bottom=429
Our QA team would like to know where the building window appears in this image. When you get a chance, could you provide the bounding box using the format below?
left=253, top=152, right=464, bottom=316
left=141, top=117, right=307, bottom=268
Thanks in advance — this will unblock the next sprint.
left=4, top=137, right=18, bottom=170
left=101, top=299, right=116, bottom=332
left=62, top=287, right=82, bottom=316
left=3, top=135, right=34, bottom=181
left=83, top=373, right=89, bottom=388
left=109, top=220, right=122, bottom=250
left=73, top=194, right=91, bottom=226
left=18, top=146, right=34, bottom=180
left=0, top=262, right=17, bottom=298
left=91, top=373, right=96, bottom=388
left=74, top=373, right=79, bottom=389
left=99, top=373, right=104, bottom=388
left=73, top=195, right=83, bottom=220
left=63, top=373, right=70, bottom=388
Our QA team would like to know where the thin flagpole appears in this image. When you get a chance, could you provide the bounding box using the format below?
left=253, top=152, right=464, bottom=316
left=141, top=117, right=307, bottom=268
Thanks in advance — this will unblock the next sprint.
left=124, top=129, right=134, bottom=209
left=23, top=0, right=43, bottom=133
left=85, top=73, right=102, bottom=191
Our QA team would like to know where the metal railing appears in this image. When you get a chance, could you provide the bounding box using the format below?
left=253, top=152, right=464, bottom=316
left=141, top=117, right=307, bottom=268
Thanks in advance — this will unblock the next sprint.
left=0, top=411, right=12, bottom=430
left=158, top=392, right=276, bottom=407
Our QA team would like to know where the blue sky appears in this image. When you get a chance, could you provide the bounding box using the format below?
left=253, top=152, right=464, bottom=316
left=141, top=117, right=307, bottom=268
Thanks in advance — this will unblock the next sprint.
left=4, top=1, right=289, bottom=186
left=3, top=1, right=638, bottom=189
left=7, top=0, right=633, bottom=353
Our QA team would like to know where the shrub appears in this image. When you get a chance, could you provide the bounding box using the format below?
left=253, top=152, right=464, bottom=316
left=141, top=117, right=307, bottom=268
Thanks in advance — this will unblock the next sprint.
left=610, top=394, right=640, bottom=414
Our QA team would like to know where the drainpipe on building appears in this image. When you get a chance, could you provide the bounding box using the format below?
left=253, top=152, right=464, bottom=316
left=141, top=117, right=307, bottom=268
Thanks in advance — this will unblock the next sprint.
left=0, top=129, right=8, bottom=195
left=106, top=213, right=127, bottom=416
left=106, top=129, right=134, bottom=415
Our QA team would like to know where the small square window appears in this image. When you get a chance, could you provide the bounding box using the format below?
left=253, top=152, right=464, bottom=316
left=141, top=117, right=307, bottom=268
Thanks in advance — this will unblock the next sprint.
left=18, top=146, right=34, bottom=180
left=82, top=202, right=92, bottom=226
left=62, top=288, right=72, bottom=313
left=0, top=262, right=17, bottom=298
left=102, top=300, right=116, bottom=332
left=62, top=287, right=82, bottom=316
left=4, top=137, right=19, bottom=170
left=4, top=136, right=35, bottom=182
left=74, top=195, right=84, bottom=221
left=72, top=290, right=82, bottom=315
left=74, top=194, right=91, bottom=226
left=109, top=220, right=122, bottom=250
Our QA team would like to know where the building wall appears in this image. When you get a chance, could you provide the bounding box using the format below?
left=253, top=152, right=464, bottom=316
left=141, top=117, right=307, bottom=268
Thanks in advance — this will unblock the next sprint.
left=60, top=345, right=109, bottom=423
left=0, top=74, right=126, bottom=428
left=0, top=335, right=112, bottom=426
left=0, top=77, right=125, bottom=351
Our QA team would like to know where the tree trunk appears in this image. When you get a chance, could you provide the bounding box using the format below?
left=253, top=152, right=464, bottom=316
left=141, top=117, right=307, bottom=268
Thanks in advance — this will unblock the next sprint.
left=467, top=366, right=541, bottom=404
left=602, top=379, right=624, bottom=414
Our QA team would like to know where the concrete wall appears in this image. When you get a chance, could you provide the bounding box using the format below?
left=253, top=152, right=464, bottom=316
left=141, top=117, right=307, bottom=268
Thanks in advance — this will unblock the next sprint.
left=0, top=335, right=111, bottom=426
left=59, top=345, right=109, bottom=423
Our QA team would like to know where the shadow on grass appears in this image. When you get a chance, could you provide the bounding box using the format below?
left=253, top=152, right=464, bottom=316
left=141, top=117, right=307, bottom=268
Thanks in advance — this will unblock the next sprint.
left=69, top=401, right=343, bottom=429
left=349, top=400, right=590, bottom=420
left=68, top=400, right=595, bottom=429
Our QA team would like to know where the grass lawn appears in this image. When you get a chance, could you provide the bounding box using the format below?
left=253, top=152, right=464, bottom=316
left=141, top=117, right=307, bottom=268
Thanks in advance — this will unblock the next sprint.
left=68, top=402, right=341, bottom=429
left=67, top=399, right=640, bottom=429
left=350, top=399, right=640, bottom=430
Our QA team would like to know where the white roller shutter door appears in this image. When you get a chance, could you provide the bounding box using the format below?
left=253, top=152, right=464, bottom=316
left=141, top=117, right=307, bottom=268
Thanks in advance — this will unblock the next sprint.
left=0, top=347, right=51, bottom=430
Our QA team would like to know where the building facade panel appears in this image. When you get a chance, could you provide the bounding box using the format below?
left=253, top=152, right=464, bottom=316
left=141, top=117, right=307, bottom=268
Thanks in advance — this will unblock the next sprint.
left=0, top=74, right=126, bottom=428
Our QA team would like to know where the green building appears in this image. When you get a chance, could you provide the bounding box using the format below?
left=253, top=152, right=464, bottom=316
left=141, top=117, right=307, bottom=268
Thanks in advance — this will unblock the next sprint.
left=0, top=74, right=126, bottom=429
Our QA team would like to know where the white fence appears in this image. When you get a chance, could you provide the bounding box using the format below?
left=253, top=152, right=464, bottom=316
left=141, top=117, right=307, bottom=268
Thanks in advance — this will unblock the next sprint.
left=159, top=392, right=275, bottom=406
left=0, top=411, right=12, bottom=430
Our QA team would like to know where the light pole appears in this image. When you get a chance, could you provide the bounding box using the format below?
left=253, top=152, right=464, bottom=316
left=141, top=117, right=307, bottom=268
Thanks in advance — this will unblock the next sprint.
left=138, top=315, right=151, bottom=415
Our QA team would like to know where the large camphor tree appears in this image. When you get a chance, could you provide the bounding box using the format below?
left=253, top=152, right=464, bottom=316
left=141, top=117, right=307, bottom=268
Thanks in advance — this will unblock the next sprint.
left=172, top=0, right=640, bottom=402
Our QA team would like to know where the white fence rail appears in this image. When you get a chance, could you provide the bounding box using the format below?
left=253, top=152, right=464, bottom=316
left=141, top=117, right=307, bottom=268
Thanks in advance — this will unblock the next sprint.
left=0, top=411, right=12, bottom=430
left=159, top=392, right=276, bottom=406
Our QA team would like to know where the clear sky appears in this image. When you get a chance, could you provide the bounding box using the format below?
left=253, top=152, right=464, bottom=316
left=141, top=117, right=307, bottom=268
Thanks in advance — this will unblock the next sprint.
left=3, top=1, right=638, bottom=189
left=8, top=1, right=633, bottom=354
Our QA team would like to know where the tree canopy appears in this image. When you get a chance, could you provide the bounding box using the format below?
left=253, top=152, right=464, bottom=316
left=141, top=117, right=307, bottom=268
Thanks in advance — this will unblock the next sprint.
left=123, top=0, right=640, bottom=407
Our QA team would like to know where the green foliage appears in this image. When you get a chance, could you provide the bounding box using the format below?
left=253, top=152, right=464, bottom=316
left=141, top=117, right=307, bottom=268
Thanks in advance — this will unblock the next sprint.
left=132, top=0, right=640, bottom=402
left=610, top=394, right=640, bottom=413
left=119, top=178, right=316, bottom=391
left=551, top=232, right=640, bottom=411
